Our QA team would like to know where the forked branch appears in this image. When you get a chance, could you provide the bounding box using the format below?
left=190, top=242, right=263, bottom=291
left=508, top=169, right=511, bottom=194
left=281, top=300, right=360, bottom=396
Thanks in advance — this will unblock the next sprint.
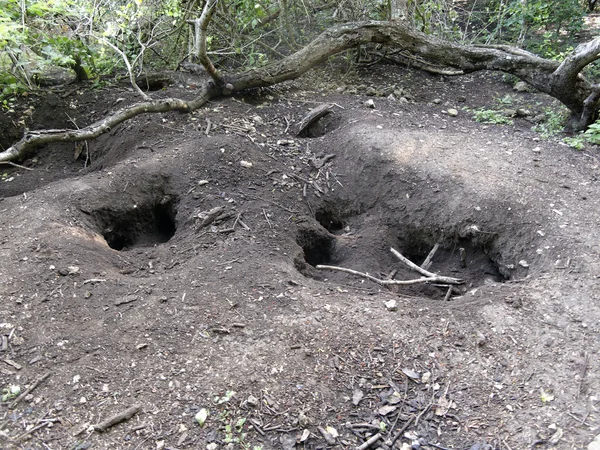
left=316, top=247, right=464, bottom=287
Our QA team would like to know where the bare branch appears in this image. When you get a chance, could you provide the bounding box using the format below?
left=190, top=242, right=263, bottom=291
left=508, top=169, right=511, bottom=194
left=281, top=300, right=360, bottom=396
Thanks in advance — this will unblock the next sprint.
left=96, top=36, right=150, bottom=100
left=316, top=264, right=454, bottom=285
left=0, top=86, right=213, bottom=162
left=197, top=0, right=223, bottom=84
left=554, top=37, right=600, bottom=85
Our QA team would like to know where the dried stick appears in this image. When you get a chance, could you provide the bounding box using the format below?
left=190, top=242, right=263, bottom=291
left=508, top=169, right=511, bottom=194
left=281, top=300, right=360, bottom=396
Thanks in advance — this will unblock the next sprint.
left=443, top=285, right=453, bottom=301
left=420, top=243, right=440, bottom=270
left=316, top=265, right=462, bottom=285
left=10, top=372, right=51, bottom=409
left=390, top=248, right=463, bottom=284
left=263, top=209, right=273, bottom=228
left=94, top=404, right=141, bottom=432
left=357, top=432, right=382, bottom=450
left=16, top=422, right=50, bottom=441
left=0, top=161, right=34, bottom=171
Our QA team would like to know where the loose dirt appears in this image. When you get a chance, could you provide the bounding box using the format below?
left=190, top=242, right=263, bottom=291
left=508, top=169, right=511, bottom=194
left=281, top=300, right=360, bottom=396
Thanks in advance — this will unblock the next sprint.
left=0, top=64, right=599, bottom=450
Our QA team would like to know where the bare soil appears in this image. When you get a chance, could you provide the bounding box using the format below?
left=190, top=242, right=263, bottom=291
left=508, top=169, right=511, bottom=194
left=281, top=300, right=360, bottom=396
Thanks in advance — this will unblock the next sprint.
left=1, top=63, right=599, bottom=450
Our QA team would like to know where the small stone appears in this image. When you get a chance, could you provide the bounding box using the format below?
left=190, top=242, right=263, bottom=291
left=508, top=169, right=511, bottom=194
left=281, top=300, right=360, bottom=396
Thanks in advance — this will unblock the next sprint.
left=198, top=180, right=209, bottom=186
left=432, top=98, right=442, bottom=104
left=206, top=444, right=218, bottom=450
left=384, top=300, right=397, bottom=311
left=364, top=99, right=376, bottom=108
left=399, top=97, right=409, bottom=104
left=252, top=115, right=264, bottom=125
left=516, top=108, right=531, bottom=117
left=476, top=331, right=487, bottom=346
left=446, top=108, right=458, bottom=117
left=280, top=434, right=296, bottom=450
left=532, top=147, right=541, bottom=153
left=246, top=395, right=258, bottom=407
left=365, top=86, right=377, bottom=96
left=518, top=260, right=529, bottom=268
left=513, top=81, right=529, bottom=92
left=352, top=389, right=364, bottom=405
left=298, top=411, right=310, bottom=427
left=240, top=160, right=253, bottom=168
left=387, top=94, right=396, bottom=101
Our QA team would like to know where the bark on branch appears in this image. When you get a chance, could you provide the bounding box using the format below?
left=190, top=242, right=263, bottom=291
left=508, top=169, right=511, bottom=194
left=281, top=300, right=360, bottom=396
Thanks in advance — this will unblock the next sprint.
left=3, top=20, right=600, bottom=162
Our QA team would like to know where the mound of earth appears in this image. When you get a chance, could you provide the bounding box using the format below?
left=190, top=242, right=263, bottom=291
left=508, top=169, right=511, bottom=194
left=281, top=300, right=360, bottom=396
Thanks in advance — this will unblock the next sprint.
left=0, top=66, right=599, bottom=450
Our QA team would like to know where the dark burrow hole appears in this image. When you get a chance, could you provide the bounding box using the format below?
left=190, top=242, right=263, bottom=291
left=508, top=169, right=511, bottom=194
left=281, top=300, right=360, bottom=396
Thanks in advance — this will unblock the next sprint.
left=401, top=233, right=507, bottom=282
left=295, top=228, right=335, bottom=269
left=91, top=195, right=178, bottom=251
left=315, top=208, right=345, bottom=233
left=295, top=218, right=510, bottom=299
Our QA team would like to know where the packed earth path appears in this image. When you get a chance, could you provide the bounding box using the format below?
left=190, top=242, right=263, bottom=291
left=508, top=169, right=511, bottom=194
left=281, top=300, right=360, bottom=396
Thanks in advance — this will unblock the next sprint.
left=0, top=64, right=599, bottom=450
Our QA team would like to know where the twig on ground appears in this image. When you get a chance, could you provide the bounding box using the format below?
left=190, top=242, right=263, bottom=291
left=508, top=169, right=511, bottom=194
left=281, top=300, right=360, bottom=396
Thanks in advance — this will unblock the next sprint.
left=94, top=404, right=141, bottom=432
left=0, top=161, right=34, bottom=171
left=250, top=419, right=265, bottom=436
left=356, top=432, right=382, bottom=450
left=390, top=415, right=415, bottom=446
left=83, top=278, right=106, bottom=285
left=16, top=422, right=50, bottom=441
left=10, top=372, right=51, bottom=409
left=577, top=352, right=590, bottom=400
left=263, top=209, right=273, bottom=228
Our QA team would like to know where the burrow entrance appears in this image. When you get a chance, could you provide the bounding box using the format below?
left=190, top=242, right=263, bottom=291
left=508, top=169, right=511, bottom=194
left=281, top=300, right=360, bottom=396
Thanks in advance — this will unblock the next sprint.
left=83, top=183, right=179, bottom=251
left=296, top=205, right=512, bottom=300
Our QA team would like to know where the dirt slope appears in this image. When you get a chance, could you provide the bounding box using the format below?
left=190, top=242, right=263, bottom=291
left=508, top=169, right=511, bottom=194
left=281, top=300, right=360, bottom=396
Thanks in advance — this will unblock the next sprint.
left=0, top=66, right=599, bottom=450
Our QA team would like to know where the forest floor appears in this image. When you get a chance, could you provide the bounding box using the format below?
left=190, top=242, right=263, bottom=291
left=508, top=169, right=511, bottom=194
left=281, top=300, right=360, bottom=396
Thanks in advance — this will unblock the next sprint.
left=0, top=62, right=599, bottom=450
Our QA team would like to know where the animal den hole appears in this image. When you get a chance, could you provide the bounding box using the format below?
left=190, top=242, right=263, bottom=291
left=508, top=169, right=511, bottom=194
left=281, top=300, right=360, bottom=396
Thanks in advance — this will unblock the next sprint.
left=295, top=228, right=335, bottom=269
left=315, top=208, right=345, bottom=233
left=397, top=236, right=508, bottom=299
left=95, top=196, right=178, bottom=251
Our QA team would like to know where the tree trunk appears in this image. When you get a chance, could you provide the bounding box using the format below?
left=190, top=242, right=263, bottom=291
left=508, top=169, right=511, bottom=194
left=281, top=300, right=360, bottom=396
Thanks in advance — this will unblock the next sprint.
left=3, top=20, right=600, bottom=163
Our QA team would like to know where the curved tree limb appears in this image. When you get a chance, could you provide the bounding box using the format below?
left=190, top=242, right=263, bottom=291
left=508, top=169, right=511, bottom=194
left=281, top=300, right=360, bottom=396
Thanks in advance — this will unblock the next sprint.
left=0, top=85, right=214, bottom=162
left=4, top=20, right=600, bottom=163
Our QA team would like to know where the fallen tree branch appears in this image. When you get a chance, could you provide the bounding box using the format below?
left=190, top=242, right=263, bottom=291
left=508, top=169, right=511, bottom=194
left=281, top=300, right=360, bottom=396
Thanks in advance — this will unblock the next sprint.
left=390, top=247, right=463, bottom=284
left=94, top=404, right=141, bottom=432
left=5, top=19, right=600, bottom=162
left=0, top=86, right=213, bottom=163
left=316, top=265, right=463, bottom=286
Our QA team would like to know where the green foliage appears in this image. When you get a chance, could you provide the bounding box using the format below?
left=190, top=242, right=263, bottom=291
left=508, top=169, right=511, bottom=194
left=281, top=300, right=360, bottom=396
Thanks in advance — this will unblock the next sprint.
left=563, top=134, right=586, bottom=150
left=532, top=108, right=569, bottom=138
left=472, top=108, right=514, bottom=125
left=584, top=121, right=600, bottom=145
left=474, top=0, right=586, bottom=57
